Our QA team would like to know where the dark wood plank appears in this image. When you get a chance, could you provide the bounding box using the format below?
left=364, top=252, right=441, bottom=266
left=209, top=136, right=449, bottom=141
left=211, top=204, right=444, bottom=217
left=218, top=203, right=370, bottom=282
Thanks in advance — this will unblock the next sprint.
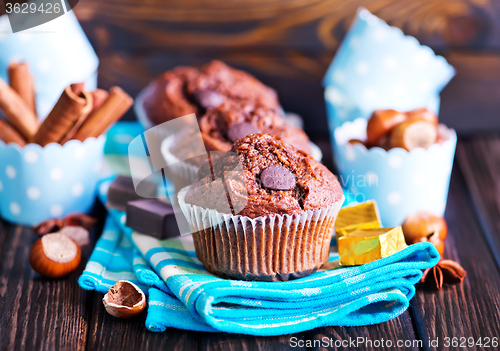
left=456, top=135, right=500, bottom=267
left=86, top=291, right=198, bottom=351
left=199, top=332, right=307, bottom=351
left=410, top=166, right=500, bottom=351
left=0, top=222, right=89, bottom=351
left=74, top=0, right=500, bottom=51
left=440, top=55, right=500, bottom=133
left=308, top=312, right=419, bottom=351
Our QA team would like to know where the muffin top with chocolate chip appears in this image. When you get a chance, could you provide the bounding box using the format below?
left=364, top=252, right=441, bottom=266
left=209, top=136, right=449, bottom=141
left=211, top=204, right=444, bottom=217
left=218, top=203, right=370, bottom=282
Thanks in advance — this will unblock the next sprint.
left=184, top=133, right=342, bottom=218
left=142, top=60, right=281, bottom=125
left=199, top=100, right=312, bottom=155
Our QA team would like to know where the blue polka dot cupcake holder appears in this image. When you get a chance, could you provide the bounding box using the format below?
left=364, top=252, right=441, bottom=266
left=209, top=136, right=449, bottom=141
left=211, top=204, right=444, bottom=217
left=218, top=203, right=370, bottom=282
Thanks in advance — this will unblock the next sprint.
left=322, top=7, right=455, bottom=129
left=0, top=137, right=106, bottom=226
left=333, top=119, right=457, bottom=227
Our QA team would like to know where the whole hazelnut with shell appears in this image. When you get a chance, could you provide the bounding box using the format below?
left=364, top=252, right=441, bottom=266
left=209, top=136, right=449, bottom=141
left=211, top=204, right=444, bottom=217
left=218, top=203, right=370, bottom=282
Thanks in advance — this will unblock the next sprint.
left=402, top=211, right=448, bottom=255
left=29, top=233, right=81, bottom=278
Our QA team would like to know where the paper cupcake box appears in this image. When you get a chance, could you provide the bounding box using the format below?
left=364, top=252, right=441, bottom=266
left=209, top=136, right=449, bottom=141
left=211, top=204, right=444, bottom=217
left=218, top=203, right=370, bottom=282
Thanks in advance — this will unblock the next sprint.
left=323, top=8, right=455, bottom=128
left=0, top=137, right=105, bottom=226
left=333, top=119, right=457, bottom=227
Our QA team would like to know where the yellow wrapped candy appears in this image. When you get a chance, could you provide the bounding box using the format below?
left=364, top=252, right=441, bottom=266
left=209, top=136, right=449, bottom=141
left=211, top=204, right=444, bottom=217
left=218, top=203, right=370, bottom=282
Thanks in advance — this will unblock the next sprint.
left=338, top=226, right=407, bottom=266
left=335, top=200, right=382, bottom=239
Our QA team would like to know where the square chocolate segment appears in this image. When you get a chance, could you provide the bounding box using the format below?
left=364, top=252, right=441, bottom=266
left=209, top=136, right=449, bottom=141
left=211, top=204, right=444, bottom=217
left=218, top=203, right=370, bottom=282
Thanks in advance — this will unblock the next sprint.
left=126, top=199, right=180, bottom=239
left=107, top=176, right=157, bottom=211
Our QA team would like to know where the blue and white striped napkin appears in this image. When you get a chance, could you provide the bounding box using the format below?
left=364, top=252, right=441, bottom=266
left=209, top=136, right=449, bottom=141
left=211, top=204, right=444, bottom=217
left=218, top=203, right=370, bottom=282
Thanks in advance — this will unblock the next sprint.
left=79, top=122, right=440, bottom=336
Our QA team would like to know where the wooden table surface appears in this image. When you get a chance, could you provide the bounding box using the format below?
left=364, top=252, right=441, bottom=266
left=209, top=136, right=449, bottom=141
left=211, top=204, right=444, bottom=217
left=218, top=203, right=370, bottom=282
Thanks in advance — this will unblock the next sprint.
left=1, top=134, right=500, bottom=351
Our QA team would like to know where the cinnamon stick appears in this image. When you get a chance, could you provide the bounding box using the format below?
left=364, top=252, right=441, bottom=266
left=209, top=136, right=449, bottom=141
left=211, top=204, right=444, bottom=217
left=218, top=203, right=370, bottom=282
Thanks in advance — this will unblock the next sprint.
left=61, top=89, right=111, bottom=144
left=73, top=87, right=133, bottom=141
left=0, top=118, right=27, bottom=146
left=91, top=89, right=109, bottom=111
left=31, top=86, right=93, bottom=146
left=70, top=82, right=84, bottom=95
left=0, top=77, right=38, bottom=139
left=8, top=62, right=37, bottom=117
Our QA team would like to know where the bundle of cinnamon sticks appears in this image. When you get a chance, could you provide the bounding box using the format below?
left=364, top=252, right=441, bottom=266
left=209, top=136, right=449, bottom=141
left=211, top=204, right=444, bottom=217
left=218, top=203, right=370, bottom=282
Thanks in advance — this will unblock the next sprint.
left=0, top=62, right=133, bottom=147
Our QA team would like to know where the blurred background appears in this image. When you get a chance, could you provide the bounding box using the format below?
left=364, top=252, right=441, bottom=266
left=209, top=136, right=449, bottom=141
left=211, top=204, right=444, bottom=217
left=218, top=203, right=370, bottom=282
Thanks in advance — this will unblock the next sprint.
left=72, top=0, right=500, bottom=137
left=4, top=0, right=500, bottom=137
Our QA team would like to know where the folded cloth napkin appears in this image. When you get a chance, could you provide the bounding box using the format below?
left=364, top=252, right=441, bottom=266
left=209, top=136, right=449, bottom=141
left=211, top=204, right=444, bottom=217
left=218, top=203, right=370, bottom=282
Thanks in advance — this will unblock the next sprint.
left=79, top=122, right=440, bottom=336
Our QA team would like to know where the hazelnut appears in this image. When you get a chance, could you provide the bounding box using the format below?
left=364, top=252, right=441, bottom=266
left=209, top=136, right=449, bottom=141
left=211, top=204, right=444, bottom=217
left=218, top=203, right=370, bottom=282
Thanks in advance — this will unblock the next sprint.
left=103, top=281, right=146, bottom=318
left=402, top=211, right=448, bottom=244
left=366, top=109, right=407, bottom=145
left=29, top=233, right=81, bottom=278
left=410, top=231, right=445, bottom=256
left=58, top=226, right=90, bottom=248
left=406, top=108, right=438, bottom=125
left=372, top=134, right=391, bottom=151
left=348, top=139, right=367, bottom=147
left=389, top=117, right=437, bottom=151
left=436, top=124, right=452, bottom=144
left=427, top=232, right=446, bottom=256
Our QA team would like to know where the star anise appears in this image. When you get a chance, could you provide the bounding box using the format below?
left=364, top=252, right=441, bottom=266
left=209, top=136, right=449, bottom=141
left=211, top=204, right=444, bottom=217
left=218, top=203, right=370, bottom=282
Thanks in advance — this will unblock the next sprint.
left=421, top=259, right=466, bottom=290
left=34, top=213, right=97, bottom=236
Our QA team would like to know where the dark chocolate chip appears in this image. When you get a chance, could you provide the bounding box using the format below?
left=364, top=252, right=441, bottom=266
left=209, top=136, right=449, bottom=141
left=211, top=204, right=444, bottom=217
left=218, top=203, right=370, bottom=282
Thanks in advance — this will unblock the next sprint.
left=227, top=122, right=260, bottom=142
left=260, top=165, right=295, bottom=191
left=194, top=90, right=223, bottom=109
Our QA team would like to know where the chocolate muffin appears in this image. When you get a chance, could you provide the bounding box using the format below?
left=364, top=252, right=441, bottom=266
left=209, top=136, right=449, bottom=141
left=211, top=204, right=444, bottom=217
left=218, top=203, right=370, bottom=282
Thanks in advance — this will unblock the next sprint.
left=186, top=60, right=280, bottom=112
left=179, top=133, right=344, bottom=281
left=199, top=100, right=312, bottom=155
left=142, top=60, right=281, bottom=125
left=142, top=66, right=199, bottom=126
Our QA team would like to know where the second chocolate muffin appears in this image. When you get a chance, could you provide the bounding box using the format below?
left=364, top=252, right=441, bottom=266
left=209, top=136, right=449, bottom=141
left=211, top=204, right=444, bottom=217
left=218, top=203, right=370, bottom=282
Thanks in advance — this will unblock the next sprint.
left=199, top=100, right=312, bottom=155
left=142, top=60, right=281, bottom=125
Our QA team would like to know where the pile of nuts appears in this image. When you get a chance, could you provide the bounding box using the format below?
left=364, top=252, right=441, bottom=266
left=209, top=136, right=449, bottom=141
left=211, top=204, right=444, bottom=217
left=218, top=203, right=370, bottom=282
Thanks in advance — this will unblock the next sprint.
left=350, top=108, right=451, bottom=151
left=29, top=214, right=95, bottom=279
left=29, top=214, right=146, bottom=318
left=401, top=211, right=466, bottom=289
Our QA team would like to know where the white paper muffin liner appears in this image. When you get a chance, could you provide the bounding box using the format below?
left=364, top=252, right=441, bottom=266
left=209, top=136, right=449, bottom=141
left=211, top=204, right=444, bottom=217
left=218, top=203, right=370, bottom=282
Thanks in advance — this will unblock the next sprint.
left=333, top=118, right=457, bottom=227
left=177, top=187, right=344, bottom=281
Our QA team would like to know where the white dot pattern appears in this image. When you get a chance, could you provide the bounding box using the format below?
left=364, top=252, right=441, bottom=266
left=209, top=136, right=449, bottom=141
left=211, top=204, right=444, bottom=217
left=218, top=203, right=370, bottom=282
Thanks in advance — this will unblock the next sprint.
left=6, top=165, right=16, bottom=179
left=10, top=202, right=21, bottom=215
left=355, top=61, right=369, bottom=75
left=387, top=192, right=402, bottom=205
left=50, top=168, right=64, bottom=181
left=27, top=187, right=41, bottom=200
left=50, top=204, right=63, bottom=217
left=72, top=183, right=84, bottom=197
left=24, top=151, right=39, bottom=163
left=388, top=156, right=403, bottom=169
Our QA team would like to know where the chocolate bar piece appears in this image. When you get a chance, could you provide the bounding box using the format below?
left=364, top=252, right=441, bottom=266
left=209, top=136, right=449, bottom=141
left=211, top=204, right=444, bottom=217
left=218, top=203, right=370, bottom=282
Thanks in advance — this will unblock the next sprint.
left=335, top=200, right=381, bottom=239
left=126, top=199, right=180, bottom=239
left=337, top=226, right=407, bottom=266
left=107, top=176, right=158, bottom=211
